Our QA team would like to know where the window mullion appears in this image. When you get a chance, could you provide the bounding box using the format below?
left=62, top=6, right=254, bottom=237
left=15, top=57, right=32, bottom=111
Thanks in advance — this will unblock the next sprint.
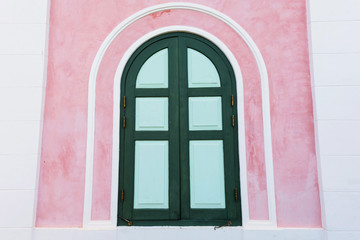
left=168, top=38, right=180, bottom=219
left=179, top=36, right=191, bottom=220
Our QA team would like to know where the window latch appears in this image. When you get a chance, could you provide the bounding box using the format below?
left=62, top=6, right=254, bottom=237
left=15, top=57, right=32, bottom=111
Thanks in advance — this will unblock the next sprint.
left=118, top=215, right=132, bottom=226
left=214, top=221, right=232, bottom=230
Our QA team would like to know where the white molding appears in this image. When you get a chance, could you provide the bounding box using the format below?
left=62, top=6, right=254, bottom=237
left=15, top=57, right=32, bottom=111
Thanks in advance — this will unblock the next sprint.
left=32, top=227, right=325, bottom=240
left=33, top=0, right=51, bottom=229
left=306, top=0, right=326, bottom=230
left=84, top=2, right=276, bottom=229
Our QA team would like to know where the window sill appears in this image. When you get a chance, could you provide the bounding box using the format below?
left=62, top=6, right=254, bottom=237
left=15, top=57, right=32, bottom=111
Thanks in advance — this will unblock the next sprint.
left=117, top=219, right=241, bottom=227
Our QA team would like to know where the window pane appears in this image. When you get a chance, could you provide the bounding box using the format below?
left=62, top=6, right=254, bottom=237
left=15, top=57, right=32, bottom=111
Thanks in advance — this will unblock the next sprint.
left=188, top=48, right=220, bottom=88
left=136, top=49, right=168, bottom=88
left=134, top=141, right=169, bottom=209
left=189, top=140, right=226, bottom=209
left=188, top=97, right=222, bottom=131
left=136, top=97, right=168, bottom=131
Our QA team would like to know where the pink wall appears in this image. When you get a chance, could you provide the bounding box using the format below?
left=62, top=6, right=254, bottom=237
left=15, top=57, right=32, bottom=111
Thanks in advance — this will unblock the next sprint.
left=36, top=0, right=321, bottom=227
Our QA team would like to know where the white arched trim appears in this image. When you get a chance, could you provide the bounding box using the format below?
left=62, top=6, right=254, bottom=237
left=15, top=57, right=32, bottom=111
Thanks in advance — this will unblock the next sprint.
left=84, top=2, right=276, bottom=229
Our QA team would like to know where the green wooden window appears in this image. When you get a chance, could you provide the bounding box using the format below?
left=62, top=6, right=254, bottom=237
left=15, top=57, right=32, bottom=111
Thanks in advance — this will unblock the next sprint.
left=118, top=32, right=241, bottom=226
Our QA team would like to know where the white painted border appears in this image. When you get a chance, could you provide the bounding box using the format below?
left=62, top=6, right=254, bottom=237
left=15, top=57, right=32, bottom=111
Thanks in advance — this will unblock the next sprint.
left=32, top=227, right=325, bottom=240
left=84, top=2, right=276, bottom=229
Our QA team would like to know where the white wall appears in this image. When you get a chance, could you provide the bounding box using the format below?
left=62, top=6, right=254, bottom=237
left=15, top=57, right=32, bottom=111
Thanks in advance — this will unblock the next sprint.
left=307, top=0, right=360, bottom=239
left=0, top=0, right=49, bottom=239
left=0, top=0, right=359, bottom=239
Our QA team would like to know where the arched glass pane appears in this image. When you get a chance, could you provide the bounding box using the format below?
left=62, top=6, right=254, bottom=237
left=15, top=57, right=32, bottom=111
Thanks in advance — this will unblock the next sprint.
left=188, top=48, right=221, bottom=88
left=136, top=49, right=168, bottom=88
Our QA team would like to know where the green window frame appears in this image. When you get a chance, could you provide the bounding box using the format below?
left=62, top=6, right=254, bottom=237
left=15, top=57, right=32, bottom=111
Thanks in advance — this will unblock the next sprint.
left=118, top=32, right=241, bottom=226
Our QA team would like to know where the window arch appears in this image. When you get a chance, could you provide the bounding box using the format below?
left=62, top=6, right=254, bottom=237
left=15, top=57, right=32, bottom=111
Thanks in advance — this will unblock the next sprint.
left=118, top=32, right=241, bottom=226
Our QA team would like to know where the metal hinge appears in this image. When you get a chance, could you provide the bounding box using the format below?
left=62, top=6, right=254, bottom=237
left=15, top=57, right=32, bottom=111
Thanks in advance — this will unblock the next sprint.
left=234, top=188, right=238, bottom=201
left=121, top=189, right=124, bottom=202
left=231, top=95, right=234, bottom=107
left=232, top=114, right=235, bottom=127
left=122, top=116, right=126, bottom=128
left=123, top=96, right=126, bottom=108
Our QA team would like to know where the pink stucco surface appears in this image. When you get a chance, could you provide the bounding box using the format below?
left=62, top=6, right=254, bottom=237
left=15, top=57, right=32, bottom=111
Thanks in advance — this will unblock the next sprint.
left=37, top=0, right=321, bottom=227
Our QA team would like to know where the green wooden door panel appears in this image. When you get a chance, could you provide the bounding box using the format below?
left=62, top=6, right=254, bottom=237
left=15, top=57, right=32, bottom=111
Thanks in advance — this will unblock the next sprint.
left=135, top=97, right=168, bottom=131
left=187, top=48, right=221, bottom=88
left=134, top=141, right=169, bottom=209
left=189, top=140, right=226, bottom=209
left=188, top=97, right=223, bottom=131
left=136, top=48, right=168, bottom=88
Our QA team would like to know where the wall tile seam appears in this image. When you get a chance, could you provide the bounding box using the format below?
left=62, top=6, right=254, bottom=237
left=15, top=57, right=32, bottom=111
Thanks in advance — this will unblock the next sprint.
left=326, top=228, right=360, bottom=232
left=0, top=52, right=47, bottom=55
left=311, top=20, right=360, bottom=23
left=0, top=153, right=38, bottom=156
left=0, top=21, right=48, bottom=24
left=0, top=120, right=43, bottom=123
left=0, top=87, right=45, bottom=89
left=313, top=52, right=360, bottom=55
left=0, top=23, right=48, bottom=25
left=0, top=53, right=47, bottom=56
left=319, top=154, right=360, bottom=157
left=0, top=153, right=41, bottom=156
left=320, top=154, right=360, bottom=157
left=0, top=227, right=33, bottom=229
left=312, top=51, right=360, bottom=54
left=0, top=50, right=48, bottom=54
left=0, top=86, right=45, bottom=89
left=323, top=190, right=360, bottom=193
left=311, top=86, right=360, bottom=90
left=324, top=230, right=360, bottom=232
left=315, top=85, right=360, bottom=88
left=0, top=189, right=36, bottom=191
left=316, top=119, right=360, bottom=121
left=327, top=230, right=360, bottom=232
left=312, top=85, right=360, bottom=87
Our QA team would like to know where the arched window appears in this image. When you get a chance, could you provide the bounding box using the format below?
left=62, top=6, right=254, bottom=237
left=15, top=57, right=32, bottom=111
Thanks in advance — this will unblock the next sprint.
left=118, top=32, right=241, bottom=226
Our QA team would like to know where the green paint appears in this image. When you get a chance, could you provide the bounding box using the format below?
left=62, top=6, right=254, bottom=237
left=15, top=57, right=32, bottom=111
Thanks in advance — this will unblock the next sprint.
left=189, top=140, right=225, bottom=209
left=136, top=48, right=169, bottom=88
left=135, top=97, right=169, bottom=131
left=188, top=97, right=223, bottom=131
left=118, top=32, right=241, bottom=226
left=188, top=48, right=221, bottom=88
left=134, top=141, right=169, bottom=209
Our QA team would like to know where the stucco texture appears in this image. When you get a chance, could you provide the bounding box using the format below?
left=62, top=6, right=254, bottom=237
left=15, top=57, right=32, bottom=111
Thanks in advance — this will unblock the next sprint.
left=36, top=0, right=321, bottom=228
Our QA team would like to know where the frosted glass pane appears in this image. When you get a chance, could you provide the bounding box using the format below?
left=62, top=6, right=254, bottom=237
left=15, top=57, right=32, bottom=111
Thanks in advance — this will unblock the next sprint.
left=189, top=97, right=222, bottom=131
left=134, top=141, right=169, bottom=209
left=190, top=140, right=225, bottom=209
left=188, top=48, right=220, bottom=88
left=136, top=49, right=168, bottom=88
left=136, top=98, right=168, bottom=131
